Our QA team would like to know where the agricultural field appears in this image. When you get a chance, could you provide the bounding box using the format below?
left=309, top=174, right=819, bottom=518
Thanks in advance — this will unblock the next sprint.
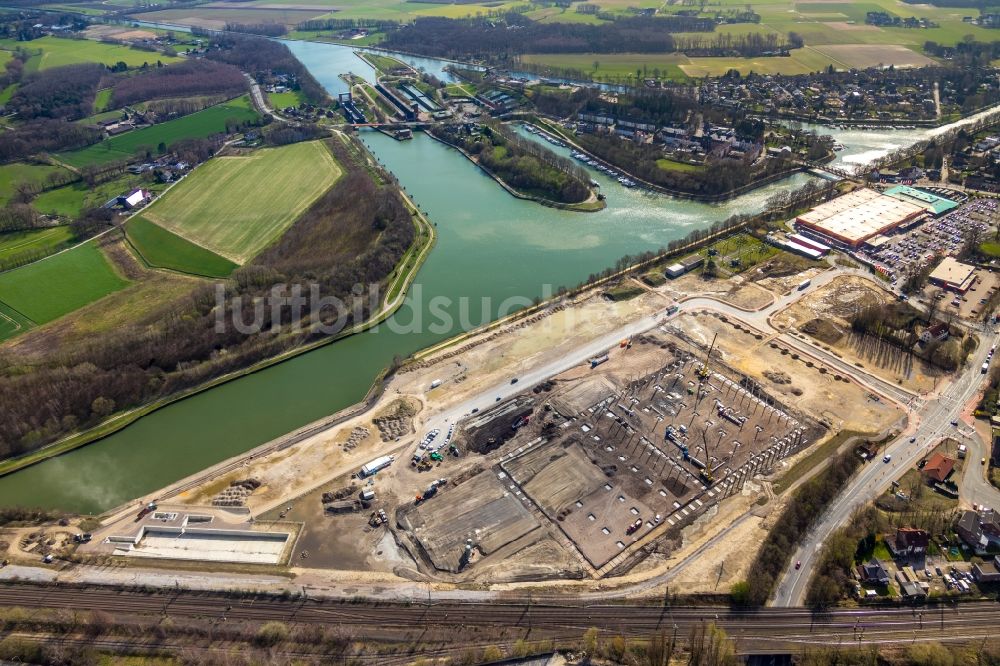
left=0, top=36, right=182, bottom=72
left=57, top=96, right=259, bottom=168
left=126, top=216, right=238, bottom=278
left=0, top=301, right=33, bottom=342
left=0, top=227, right=74, bottom=263
left=132, top=6, right=332, bottom=30
left=32, top=173, right=166, bottom=219
left=0, top=162, right=70, bottom=207
left=138, top=140, right=340, bottom=263
left=0, top=241, right=129, bottom=325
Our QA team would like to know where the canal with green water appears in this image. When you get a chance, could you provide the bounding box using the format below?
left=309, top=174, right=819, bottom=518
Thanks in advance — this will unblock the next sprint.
left=0, top=42, right=934, bottom=513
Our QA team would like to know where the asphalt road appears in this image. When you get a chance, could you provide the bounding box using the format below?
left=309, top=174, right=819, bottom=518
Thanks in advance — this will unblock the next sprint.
left=775, top=323, right=1000, bottom=607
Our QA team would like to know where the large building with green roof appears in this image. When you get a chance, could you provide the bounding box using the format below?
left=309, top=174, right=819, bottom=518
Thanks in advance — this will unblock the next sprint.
left=883, top=185, right=959, bottom=216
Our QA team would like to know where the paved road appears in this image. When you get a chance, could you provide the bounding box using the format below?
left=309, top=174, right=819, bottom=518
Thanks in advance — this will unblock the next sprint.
left=775, top=324, right=1000, bottom=606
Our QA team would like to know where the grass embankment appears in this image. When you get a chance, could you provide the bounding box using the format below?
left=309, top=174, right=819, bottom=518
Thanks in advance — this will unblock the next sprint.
left=0, top=241, right=128, bottom=325
left=58, top=96, right=259, bottom=168
left=268, top=89, right=306, bottom=109
left=126, top=217, right=238, bottom=278
left=139, top=140, right=340, bottom=263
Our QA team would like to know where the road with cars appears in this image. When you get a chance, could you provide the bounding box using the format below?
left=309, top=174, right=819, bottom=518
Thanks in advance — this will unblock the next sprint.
left=774, top=325, right=1000, bottom=607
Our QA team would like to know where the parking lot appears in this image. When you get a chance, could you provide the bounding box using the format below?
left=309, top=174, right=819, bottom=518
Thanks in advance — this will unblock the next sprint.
left=861, top=198, right=996, bottom=284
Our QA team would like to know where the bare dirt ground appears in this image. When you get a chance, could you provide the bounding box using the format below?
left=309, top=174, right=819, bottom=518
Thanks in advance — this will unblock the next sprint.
left=660, top=273, right=773, bottom=311
left=772, top=275, right=948, bottom=394
left=84, top=25, right=158, bottom=41
left=679, top=310, right=902, bottom=433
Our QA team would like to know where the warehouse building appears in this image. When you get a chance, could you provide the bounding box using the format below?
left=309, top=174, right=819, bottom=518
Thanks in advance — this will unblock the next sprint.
left=929, top=256, right=976, bottom=293
left=883, top=185, right=959, bottom=217
left=795, top=188, right=925, bottom=248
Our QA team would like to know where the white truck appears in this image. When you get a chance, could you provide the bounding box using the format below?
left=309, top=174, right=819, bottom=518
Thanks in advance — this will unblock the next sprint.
left=430, top=379, right=442, bottom=389
left=797, top=278, right=811, bottom=291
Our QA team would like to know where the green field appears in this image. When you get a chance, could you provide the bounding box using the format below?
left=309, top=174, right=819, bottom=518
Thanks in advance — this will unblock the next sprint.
left=0, top=301, right=33, bottom=341
left=0, top=162, right=70, bottom=207
left=32, top=173, right=165, bottom=218
left=521, top=52, right=690, bottom=80
left=657, top=157, right=707, bottom=173
left=268, top=89, right=307, bottom=109
left=126, top=216, right=238, bottom=278
left=140, top=140, right=341, bottom=263
left=0, top=241, right=129, bottom=324
left=93, top=87, right=113, bottom=112
left=0, top=36, right=182, bottom=72
left=58, top=96, right=259, bottom=168
left=0, top=226, right=74, bottom=262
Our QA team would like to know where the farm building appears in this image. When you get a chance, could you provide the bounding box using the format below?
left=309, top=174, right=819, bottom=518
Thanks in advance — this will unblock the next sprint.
left=795, top=188, right=925, bottom=248
left=118, top=188, right=151, bottom=210
left=929, top=257, right=976, bottom=293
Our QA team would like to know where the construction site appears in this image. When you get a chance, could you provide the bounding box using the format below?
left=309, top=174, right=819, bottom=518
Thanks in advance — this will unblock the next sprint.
left=394, top=326, right=824, bottom=579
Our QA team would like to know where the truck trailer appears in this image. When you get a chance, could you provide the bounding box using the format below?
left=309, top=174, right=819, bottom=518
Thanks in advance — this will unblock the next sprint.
left=360, top=455, right=394, bottom=477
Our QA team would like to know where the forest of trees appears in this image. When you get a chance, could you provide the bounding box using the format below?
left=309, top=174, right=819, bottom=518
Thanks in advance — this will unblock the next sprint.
left=198, top=31, right=329, bottom=104
left=110, top=59, right=247, bottom=108
left=381, top=15, right=695, bottom=60
left=379, top=13, right=799, bottom=61
left=430, top=122, right=591, bottom=204
left=0, top=136, right=415, bottom=457
left=0, top=118, right=100, bottom=162
left=223, top=22, right=287, bottom=37
left=8, top=62, right=104, bottom=119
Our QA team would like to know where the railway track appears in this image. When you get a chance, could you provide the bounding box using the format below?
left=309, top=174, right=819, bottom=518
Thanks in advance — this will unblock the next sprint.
left=1, top=583, right=998, bottom=652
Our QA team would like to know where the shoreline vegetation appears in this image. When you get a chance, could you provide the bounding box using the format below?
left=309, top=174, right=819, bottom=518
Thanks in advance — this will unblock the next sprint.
left=426, top=122, right=604, bottom=212
left=0, top=132, right=435, bottom=477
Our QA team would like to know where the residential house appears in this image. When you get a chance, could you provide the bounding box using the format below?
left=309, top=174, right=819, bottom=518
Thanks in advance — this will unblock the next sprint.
left=887, top=527, right=930, bottom=558
left=922, top=452, right=955, bottom=483
left=856, top=559, right=890, bottom=585
left=920, top=323, right=950, bottom=344
left=957, top=509, right=1000, bottom=554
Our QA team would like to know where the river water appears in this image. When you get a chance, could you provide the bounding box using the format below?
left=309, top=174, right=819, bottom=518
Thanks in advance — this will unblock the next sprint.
left=0, top=41, right=938, bottom=513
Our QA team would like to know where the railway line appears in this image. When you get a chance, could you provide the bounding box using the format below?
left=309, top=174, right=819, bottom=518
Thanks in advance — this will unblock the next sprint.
left=2, top=583, right=1000, bottom=652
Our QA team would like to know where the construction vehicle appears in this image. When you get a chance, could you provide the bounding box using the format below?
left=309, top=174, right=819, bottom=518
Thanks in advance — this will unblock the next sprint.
left=369, top=509, right=389, bottom=527
left=449, top=444, right=460, bottom=456
left=511, top=414, right=530, bottom=430
left=699, top=469, right=714, bottom=484
left=589, top=354, right=609, bottom=369
left=429, top=451, right=443, bottom=461
left=698, top=332, right=718, bottom=380
left=135, top=501, right=157, bottom=521
left=620, top=338, right=632, bottom=349
left=625, top=518, right=642, bottom=535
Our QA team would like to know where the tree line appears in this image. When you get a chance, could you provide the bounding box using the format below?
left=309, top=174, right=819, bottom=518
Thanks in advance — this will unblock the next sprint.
left=223, top=22, right=287, bottom=37
left=8, top=62, right=104, bottom=120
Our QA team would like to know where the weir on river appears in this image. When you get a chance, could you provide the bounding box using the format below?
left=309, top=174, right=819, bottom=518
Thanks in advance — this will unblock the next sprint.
left=0, top=40, right=945, bottom=513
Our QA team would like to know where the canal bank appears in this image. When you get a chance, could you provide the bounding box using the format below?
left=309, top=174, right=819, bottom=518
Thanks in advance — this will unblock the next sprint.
left=0, top=41, right=941, bottom=514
